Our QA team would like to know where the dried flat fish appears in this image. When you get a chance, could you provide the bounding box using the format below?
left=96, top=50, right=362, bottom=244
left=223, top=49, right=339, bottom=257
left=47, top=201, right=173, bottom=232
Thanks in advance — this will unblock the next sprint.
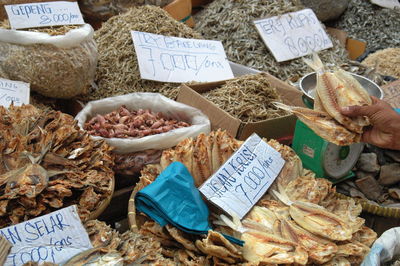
left=351, top=225, right=377, bottom=247
left=284, top=175, right=331, bottom=204
left=273, top=102, right=361, bottom=146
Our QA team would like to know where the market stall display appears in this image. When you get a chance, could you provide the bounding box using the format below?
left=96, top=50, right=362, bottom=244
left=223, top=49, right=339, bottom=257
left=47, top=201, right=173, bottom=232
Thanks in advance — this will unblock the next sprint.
left=362, top=48, right=400, bottom=79
left=194, top=0, right=348, bottom=81
left=0, top=105, right=114, bottom=227
left=0, top=21, right=97, bottom=99
left=78, top=5, right=201, bottom=102
left=127, top=130, right=376, bottom=264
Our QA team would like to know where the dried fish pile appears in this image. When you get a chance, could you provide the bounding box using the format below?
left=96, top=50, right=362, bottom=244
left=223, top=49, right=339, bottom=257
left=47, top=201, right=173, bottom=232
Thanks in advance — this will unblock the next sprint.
left=328, top=0, right=400, bottom=51
left=201, top=73, right=289, bottom=122
left=78, top=5, right=201, bottom=102
left=0, top=22, right=97, bottom=99
left=362, top=48, right=400, bottom=79
left=84, top=105, right=190, bottom=138
left=113, top=149, right=162, bottom=176
left=337, top=145, right=400, bottom=208
left=128, top=130, right=376, bottom=264
left=194, top=0, right=348, bottom=81
left=0, top=105, right=114, bottom=227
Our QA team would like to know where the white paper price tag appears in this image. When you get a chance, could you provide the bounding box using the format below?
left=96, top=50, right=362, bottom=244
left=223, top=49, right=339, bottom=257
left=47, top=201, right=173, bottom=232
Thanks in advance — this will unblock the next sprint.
left=200, top=134, right=285, bottom=219
left=0, top=206, right=92, bottom=266
left=131, top=31, right=234, bottom=83
left=5, top=1, right=84, bottom=29
left=0, top=78, right=30, bottom=108
left=254, top=9, right=333, bottom=62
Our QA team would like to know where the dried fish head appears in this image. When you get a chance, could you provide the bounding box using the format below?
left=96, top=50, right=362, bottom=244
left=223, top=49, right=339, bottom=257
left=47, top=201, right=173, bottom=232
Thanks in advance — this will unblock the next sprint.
left=273, top=102, right=361, bottom=146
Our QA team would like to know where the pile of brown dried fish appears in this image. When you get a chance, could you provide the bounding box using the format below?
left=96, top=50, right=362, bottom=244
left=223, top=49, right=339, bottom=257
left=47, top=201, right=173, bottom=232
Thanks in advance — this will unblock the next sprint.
left=275, top=54, right=372, bottom=146
left=328, top=0, right=400, bottom=51
left=0, top=105, right=114, bottom=227
left=201, top=73, right=290, bottom=122
left=337, top=145, right=400, bottom=208
left=84, top=106, right=190, bottom=138
left=113, top=149, right=162, bottom=176
left=362, top=48, right=400, bottom=79
left=194, top=0, right=348, bottom=81
left=78, top=5, right=201, bottom=102
left=128, top=130, right=376, bottom=264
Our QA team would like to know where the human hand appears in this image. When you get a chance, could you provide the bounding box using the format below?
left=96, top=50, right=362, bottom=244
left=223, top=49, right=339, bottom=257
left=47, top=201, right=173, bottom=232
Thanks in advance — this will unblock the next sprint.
left=341, top=96, right=400, bottom=150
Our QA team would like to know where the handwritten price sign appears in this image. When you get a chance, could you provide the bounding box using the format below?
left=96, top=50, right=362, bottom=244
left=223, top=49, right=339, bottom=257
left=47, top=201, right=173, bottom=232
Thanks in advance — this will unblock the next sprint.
left=254, top=9, right=333, bottom=62
left=0, top=78, right=30, bottom=108
left=5, top=1, right=84, bottom=29
left=0, top=206, right=92, bottom=266
left=200, top=134, right=285, bottom=219
left=131, top=31, right=234, bottom=83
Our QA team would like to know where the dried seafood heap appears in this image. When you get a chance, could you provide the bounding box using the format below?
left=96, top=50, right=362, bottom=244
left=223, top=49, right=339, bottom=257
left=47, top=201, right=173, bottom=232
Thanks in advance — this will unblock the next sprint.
left=201, top=73, right=289, bottom=122
left=328, top=0, right=400, bottom=51
left=78, top=5, right=202, bottom=102
left=128, top=130, right=376, bottom=264
left=194, top=0, right=348, bottom=81
left=337, top=145, right=400, bottom=209
left=0, top=19, right=79, bottom=36
left=275, top=54, right=372, bottom=146
left=362, top=48, right=400, bottom=79
left=0, top=105, right=114, bottom=227
left=84, top=105, right=190, bottom=138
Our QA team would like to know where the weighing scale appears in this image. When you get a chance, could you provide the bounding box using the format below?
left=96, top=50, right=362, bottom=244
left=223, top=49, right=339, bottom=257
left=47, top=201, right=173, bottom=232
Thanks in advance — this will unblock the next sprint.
left=292, top=120, right=364, bottom=184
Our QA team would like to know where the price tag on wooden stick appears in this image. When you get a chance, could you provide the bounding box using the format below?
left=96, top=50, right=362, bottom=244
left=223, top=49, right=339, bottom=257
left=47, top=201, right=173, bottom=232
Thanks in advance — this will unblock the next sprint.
left=0, top=206, right=92, bottom=266
left=0, top=78, right=30, bottom=108
left=254, top=9, right=333, bottom=62
left=5, top=1, right=84, bottom=29
left=200, top=133, right=285, bottom=219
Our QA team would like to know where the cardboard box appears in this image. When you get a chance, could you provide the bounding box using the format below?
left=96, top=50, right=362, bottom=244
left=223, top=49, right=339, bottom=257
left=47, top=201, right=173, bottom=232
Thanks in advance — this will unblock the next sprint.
left=177, top=72, right=305, bottom=142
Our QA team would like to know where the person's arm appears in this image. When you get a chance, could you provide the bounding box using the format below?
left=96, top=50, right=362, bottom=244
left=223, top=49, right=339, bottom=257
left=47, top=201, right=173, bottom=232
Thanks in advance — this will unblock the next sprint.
left=340, top=96, right=400, bottom=150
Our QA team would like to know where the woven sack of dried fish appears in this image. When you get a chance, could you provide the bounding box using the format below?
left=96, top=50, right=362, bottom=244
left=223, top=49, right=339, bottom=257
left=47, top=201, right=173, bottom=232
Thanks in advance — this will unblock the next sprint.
left=362, top=48, right=400, bottom=80
left=194, top=0, right=349, bottom=82
left=77, top=5, right=201, bottom=102
left=0, top=22, right=97, bottom=99
left=128, top=130, right=377, bottom=265
left=0, top=104, right=115, bottom=228
left=75, top=93, right=210, bottom=153
left=78, top=0, right=174, bottom=22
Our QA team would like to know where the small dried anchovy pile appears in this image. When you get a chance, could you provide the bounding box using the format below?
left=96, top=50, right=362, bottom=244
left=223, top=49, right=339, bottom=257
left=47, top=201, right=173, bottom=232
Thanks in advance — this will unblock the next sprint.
left=362, top=48, right=400, bottom=79
left=84, top=105, right=190, bottom=138
left=78, top=5, right=201, bottom=102
left=328, top=0, right=400, bottom=50
left=0, top=19, right=79, bottom=36
left=0, top=105, right=114, bottom=228
left=201, top=73, right=289, bottom=122
left=194, top=0, right=348, bottom=81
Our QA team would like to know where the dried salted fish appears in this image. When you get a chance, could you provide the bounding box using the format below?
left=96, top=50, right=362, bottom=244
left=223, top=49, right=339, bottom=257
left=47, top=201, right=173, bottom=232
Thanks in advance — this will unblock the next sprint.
left=362, top=48, right=400, bottom=79
left=336, top=241, right=370, bottom=264
left=64, top=247, right=124, bottom=266
left=284, top=174, right=331, bottom=204
left=304, top=54, right=372, bottom=133
left=174, top=249, right=210, bottom=266
left=0, top=105, right=114, bottom=227
left=201, top=73, right=289, bottom=123
left=322, top=256, right=351, bottom=266
left=277, top=219, right=338, bottom=264
left=273, top=191, right=353, bottom=241
left=165, top=225, right=198, bottom=252
left=242, top=230, right=308, bottom=265
left=195, top=230, right=242, bottom=264
left=84, top=220, right=121, bottom=250
left=351, top=225, right=377, bottom=248
left=244, top=206, right=278, bottom=231
left=274, top=102, right=361, bottom=146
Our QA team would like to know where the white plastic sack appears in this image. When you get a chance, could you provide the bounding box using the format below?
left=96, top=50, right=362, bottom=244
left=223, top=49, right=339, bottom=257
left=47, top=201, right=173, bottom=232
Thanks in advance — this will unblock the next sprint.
left=362, top=227, right=400, bottom=266
left=0, top=24, right=97, bottom=98
left=75, top=93, right=211, bottom=153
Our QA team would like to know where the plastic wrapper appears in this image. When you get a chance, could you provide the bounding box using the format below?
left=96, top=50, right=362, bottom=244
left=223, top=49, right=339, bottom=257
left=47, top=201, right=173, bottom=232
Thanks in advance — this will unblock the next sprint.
left=362, top=227, right=400, bottom=265
left=0, top=24, right=97, bottom=99
left=75, top=93, right=211, bottom=153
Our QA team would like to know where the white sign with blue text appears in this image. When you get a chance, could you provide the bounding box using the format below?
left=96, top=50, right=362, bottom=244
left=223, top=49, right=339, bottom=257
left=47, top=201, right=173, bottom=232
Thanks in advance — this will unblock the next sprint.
left=131, top=31, right=234, bottom=83
left=0, top=78, right=30, bottom=108
left=0, top=205, right=92, bottom=266
left=200, top=133, right=285, bottom=219
left=254, top=9, right=333, bottom=62
left=5, top=1, right=84, bottom=29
